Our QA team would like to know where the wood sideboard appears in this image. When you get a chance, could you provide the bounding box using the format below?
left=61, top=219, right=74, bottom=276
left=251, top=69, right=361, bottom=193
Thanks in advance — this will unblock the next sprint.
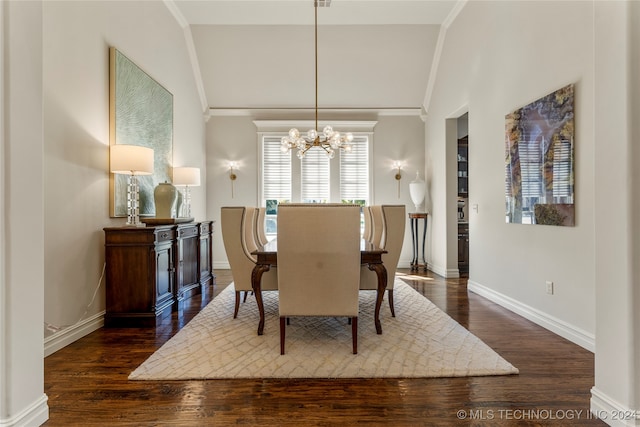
left=103, top=221, right=215, bottom=327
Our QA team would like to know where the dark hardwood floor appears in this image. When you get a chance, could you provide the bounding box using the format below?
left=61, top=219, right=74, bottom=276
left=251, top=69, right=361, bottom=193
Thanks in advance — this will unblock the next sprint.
left=43, top=269, right=604, bottom=426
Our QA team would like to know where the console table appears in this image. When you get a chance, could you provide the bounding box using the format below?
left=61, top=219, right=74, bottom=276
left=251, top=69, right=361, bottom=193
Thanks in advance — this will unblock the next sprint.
left=408, top=213, right=428, bottom=272
left=103, top=221, right=214, bottom=327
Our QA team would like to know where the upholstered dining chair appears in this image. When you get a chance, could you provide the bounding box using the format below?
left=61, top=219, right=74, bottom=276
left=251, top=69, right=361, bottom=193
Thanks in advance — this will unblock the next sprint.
left=360, top=204, right=406, bottom=317
left=363, top=205, right=373, bottom=242
left=277, top=204, right=361, bottom=355
left=221, top=206, right=278, bottom=318
left=369, top=205, right=385, bottom=249
left=254, top=207, right=269, bottom=246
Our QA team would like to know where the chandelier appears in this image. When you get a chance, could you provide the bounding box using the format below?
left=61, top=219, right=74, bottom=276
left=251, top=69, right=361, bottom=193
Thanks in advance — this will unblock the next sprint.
left=280, top=1, right=353, bottom=159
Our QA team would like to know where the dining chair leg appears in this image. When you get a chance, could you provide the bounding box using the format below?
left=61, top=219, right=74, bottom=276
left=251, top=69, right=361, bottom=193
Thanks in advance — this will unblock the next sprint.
left=351, top=316, right=358, bottom=354
left=388, top=290, right=396, bottom=317
left=279, top=317, right=286, bottom=355
left=243, top=291, right=249, bottom=303
left=233, top=292, right=241, bottom=318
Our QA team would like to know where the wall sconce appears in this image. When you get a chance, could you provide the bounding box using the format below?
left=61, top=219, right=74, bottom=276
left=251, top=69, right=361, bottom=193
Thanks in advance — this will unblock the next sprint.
left=173, top=166, right=201, bottom=218
left=228, top=161, right=238, bottom=198
left=110, top=144, right=154, bottom=227
left=393, top=161, right=403, bottom=198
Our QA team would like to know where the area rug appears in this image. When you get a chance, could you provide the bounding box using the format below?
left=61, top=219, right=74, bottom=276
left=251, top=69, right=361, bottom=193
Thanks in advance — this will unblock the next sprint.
left=129, top=279, right=519, bottom=380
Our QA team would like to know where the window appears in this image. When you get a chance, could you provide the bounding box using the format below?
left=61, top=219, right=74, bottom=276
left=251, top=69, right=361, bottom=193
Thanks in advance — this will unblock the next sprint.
left=260, top=133, right=371, bottom=238
left=261, top=136, right=292, bottom=235
left=340, top=135, right=370, bottom=206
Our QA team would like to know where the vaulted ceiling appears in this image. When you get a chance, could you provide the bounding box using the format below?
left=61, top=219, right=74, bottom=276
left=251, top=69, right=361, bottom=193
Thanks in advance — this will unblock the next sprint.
left=168, top=0, right=462, bottom=115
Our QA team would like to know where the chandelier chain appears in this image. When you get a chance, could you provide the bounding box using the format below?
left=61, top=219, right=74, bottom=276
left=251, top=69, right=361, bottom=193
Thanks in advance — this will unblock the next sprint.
left=280, top=1, right=353, bottom=159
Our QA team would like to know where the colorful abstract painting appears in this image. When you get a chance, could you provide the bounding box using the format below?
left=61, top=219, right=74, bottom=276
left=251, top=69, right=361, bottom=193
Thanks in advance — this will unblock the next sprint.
left=505, top=84, right=575, bottom=226
left=109, top=47, right=173, bottom=217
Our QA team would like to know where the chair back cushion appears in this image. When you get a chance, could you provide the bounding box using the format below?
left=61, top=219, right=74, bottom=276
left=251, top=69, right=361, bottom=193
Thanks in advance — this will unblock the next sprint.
left=277, top=204, right=361, bottom=317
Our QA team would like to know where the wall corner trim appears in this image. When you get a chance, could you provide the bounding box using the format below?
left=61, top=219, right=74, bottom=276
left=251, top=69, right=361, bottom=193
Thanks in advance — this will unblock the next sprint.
left=590, top=387, right=640, bottom=427
left=163, top=0, right=210, bottom=118
left=0, top=394, right=49, bottom=427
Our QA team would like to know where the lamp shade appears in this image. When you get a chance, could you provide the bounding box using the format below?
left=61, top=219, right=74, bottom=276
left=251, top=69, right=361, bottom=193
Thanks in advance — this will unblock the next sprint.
left=110, top=144, right=154, bottom=175
left=173, top=167, right=201, bottom=186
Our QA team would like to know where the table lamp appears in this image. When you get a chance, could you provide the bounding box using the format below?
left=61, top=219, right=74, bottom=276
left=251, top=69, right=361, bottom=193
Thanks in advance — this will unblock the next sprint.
left=173, top=166, right=201, bottom=218
left=110, top=144, right=154, bottom=227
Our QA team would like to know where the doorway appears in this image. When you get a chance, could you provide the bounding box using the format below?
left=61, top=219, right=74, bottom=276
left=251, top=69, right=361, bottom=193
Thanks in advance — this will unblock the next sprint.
left=457, top=114, right=469, bottom=277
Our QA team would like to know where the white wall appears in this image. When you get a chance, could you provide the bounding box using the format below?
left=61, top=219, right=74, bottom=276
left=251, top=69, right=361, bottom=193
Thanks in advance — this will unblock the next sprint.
left=42, top=1, right=206, bottom=353
left=426, top=1, right=640, bottom=423
left=591, top=1, right=640, bottom=423
left=207, top=114, right=425, bottom=269
left=631, top=1, right=640, bottom=413
left=425, top=1, right=596, bottom=346
left=1, top=2, right=49, bottom=425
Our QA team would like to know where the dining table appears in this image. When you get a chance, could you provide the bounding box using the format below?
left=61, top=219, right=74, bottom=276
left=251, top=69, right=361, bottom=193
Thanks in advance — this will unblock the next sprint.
left=251, top=238, right=388, bottom=336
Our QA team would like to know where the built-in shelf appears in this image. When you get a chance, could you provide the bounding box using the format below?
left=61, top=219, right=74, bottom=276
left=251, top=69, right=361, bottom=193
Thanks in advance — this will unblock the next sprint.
left=457, top=136, right=469, bottom=277
left=457, top=136, right=468, bottom=198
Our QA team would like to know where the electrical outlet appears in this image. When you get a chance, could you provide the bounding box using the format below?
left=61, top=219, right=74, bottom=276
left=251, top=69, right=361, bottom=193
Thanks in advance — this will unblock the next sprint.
left=545, top=281, right=554, bottom=295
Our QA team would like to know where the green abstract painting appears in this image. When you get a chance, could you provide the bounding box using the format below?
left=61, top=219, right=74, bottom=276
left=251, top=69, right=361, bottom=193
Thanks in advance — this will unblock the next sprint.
left=109, top=47, right=173, bottom=217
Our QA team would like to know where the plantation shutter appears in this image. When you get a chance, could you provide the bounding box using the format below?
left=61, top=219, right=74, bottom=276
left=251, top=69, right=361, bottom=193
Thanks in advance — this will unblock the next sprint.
left=301, top=146, right=330, bottom=202
left=518, top=138, right=542, bottom=199
left=262, top=136, right=291, bottom=201
left=340, top=136, right=369, bottom=203
left=552, top=138, right=572, bottom=200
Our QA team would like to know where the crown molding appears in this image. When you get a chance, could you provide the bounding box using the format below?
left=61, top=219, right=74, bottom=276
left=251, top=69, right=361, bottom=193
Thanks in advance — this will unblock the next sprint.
left=253, top=120, right=378, bottom=133
left=209, top=107, right=421, bottom=117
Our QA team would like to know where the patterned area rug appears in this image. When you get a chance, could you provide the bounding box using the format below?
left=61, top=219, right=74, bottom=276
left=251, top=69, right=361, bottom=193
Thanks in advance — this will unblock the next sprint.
left=129, top=279, right=519, bottom=379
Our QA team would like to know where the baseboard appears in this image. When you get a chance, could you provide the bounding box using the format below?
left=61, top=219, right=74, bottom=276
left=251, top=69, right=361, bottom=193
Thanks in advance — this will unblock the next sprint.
left=214, top=261, right=230, bottom=270
left=467, top=279, right=595, bottom=352
left=44, top=311, right=105, bottom=357
left=0, top=393, right=48, bottom=427
left=397, top=258, right=413, bottom=269
left=591, top=387, right=640, bottom=426
left=427, top=262, right=459, bottom=279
